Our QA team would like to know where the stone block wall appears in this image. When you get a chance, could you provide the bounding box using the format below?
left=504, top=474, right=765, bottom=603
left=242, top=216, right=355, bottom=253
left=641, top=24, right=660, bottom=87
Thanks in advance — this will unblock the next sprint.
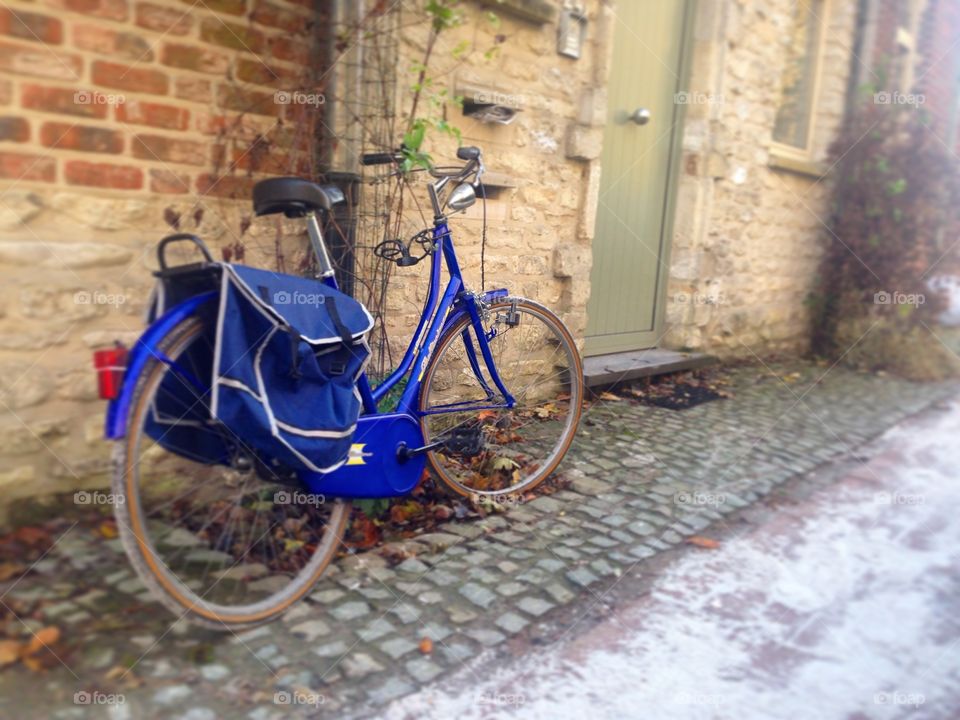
left=0, top=0, right=326, bottom=519
left=377, top=0, right=609, bottom=351
left=664, top=0, right=858, bottom=356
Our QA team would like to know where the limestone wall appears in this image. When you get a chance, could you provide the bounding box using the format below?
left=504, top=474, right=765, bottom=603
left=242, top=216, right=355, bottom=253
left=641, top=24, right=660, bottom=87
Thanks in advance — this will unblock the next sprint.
left=665, top=0, right=857, bottom=356
left=377, top=0, right=609, bottom=352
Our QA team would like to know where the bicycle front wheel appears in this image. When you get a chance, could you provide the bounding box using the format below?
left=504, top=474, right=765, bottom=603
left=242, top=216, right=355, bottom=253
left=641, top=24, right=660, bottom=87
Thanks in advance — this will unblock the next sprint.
left=113, top=315, right=349, bottom=629
left=419, top=297, right=583, bottom=498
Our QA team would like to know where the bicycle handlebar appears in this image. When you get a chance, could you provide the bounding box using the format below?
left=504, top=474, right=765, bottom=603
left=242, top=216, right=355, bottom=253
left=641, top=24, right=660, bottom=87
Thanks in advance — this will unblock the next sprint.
left=360, top=146, right=483, bottom=178
left=360, top=151, right=402, bottom=166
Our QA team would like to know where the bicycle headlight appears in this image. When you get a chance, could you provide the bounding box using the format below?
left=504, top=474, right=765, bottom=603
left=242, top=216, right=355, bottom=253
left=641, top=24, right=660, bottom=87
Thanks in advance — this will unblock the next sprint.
left=446, top=182, right=477, bottom=212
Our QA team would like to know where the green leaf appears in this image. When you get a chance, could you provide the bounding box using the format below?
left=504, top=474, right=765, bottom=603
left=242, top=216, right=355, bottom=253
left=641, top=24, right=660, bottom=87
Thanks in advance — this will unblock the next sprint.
left=353, top=498, right=391, bottom=518
left=451, top=39, right=470, bottom=59
left=403, top=121, right=427, bottom=151
left=886, top=178, right=907, bottom=196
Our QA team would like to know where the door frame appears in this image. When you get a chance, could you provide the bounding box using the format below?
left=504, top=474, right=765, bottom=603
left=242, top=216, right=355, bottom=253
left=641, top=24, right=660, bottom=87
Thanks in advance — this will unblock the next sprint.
left=585, top=0, right=698, bottom=357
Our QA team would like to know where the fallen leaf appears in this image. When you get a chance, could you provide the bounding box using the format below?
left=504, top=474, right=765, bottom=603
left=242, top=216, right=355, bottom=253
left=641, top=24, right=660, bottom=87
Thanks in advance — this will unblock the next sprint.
left=419, top=637, right=433, bottom=654
left=98, top=521, right=118, bottom=539
left=10, top=526, right=50, bottom=546
left=433, top=505, right=453, bottom=520
left=686, top=536, right=720, bottom=549
left=24, top=626, right=60, bottom=655
left=22, top=654, right=46, bottom=672
left=490, top=456, right=519, bottom=472
left=0, top=640, right=21, bottom=667
left=598, top=391, right=620, bottom=401
left=0, top=562, right=25, bottom=582
left=104, top=665, right=127, bottom=680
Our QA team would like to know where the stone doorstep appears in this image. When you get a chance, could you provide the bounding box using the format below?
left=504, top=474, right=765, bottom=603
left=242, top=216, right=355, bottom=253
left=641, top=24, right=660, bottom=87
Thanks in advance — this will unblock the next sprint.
left=583, top=348, right=716, bottom=388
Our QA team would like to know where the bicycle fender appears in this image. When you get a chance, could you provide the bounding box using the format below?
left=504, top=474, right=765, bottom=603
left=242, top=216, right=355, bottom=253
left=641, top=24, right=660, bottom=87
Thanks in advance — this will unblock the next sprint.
left=104, top=291, right=217, bottom=440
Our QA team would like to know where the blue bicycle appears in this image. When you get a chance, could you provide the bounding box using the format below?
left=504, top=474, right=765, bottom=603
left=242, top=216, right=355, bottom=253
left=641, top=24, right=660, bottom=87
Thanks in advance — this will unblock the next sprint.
left=101, top=146, right=583, bottom=627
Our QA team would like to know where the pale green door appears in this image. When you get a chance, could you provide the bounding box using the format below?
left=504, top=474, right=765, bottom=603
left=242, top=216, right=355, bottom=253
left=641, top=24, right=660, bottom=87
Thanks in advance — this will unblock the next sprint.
left=585, top=0, right=693, bottom=355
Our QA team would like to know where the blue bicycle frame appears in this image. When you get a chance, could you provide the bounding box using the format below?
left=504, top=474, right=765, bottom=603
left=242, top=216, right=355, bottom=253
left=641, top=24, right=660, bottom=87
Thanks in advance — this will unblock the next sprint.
left=349, top=217, right=516, bottom=417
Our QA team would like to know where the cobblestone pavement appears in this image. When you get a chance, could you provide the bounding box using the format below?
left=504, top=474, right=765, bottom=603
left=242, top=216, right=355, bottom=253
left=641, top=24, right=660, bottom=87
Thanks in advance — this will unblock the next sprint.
left=0, top=360, right=956, bottom=719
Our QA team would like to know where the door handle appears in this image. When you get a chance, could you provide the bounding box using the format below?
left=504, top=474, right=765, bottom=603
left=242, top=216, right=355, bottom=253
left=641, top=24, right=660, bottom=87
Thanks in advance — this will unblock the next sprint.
left=629, top=108, right=651, bottom=125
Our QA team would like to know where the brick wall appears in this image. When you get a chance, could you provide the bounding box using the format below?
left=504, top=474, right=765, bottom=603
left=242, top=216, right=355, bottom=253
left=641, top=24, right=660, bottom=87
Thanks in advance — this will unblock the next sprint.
left=0, top=0, right=321, bottom=196
left=914, top=0, right=960, bottom=147
left=0, top=0, right=327, bottom=521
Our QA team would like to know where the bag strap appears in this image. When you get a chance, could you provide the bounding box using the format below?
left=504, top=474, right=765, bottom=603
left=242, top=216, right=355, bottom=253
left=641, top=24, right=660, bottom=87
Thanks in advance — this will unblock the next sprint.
left=280, top=325, right=304, bottom=380
left=325, top=296, right=355, bottom=345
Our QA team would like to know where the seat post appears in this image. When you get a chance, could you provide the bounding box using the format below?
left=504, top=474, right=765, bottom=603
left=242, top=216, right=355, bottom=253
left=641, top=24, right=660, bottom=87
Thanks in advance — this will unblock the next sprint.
left=305, top=212, right=335, bottom=279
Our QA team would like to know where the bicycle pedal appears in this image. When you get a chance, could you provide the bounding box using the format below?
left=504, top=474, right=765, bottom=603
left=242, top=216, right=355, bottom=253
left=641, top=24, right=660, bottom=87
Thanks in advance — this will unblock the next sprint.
left=443, top=427, right=484, bottom=456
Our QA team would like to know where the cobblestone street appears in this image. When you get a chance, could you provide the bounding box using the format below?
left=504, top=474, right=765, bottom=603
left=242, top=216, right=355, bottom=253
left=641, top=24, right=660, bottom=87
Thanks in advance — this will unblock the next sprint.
left=0, top=360, right=956, bottom=719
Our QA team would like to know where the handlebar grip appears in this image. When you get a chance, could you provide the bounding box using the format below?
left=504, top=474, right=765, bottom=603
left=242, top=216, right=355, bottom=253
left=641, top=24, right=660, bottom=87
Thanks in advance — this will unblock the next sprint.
left=361, top=152, right=400, bottom=166
left=456, top=146, right=481, bottom=161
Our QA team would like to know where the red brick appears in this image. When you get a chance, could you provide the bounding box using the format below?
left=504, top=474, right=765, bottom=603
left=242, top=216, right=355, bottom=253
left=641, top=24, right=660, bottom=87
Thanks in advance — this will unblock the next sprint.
left=46, top=0, right=128, bottom=22
left=149, top=167, right=190, bottom=193
left=135, top=3, right=192, bottom=35
left=21, top=84, right=109, bottom=118
left=232, top=146, right=307, bottom=175
left=132, top=134, right=206, bottom=165
left=236, top=58, right=301, bottom=87
left=174, top=77, right=212, bottom=103
left=0, top=117, right=29, bottom=142
left=160, top=43, right=229, bottom=74
left=250, top=1, right=304, bottom=32
left=0, top=41, right=82, bottom=81
left=273, top=123, right=310, bottom=152
left=92, top=61, right=168, bottom=95
left=196, top=111, right=227, bottom=135
left=181, top=0, right=246, bottom=15
left=40, top=122, right=123, bottom=153
left=116, top=100, right=189, bottom=130
left=217, top=84, right=281, bottom=117
left=73, top=24, right=153, bottom=61
left=199, top=18, right=264, bottom=53
left=0, top=8, right=63, bottom=44
left=0, top=151, right=55, bottom=182
left=65, top=160, right=141, bottom=189
left=269, top=36, right=308, bottom=65
left=196, top=172, right=254, bottom=198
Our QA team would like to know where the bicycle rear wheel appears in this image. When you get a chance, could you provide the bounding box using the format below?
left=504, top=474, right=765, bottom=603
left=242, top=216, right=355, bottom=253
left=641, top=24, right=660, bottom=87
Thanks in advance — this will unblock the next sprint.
left=419, top=297, right=583, bottom=498
left=112, top=315, right=349, bottom=629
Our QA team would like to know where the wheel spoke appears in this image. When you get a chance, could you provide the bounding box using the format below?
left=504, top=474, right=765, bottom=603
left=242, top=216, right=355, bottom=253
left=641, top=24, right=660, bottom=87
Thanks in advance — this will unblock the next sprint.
left=115, top=317, right=347, bottom=626
left=421, top=300, right=582, bottom=496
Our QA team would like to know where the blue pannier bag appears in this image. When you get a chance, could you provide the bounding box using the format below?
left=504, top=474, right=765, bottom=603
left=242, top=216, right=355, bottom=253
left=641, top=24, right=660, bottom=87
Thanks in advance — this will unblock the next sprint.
left=145, top=262, right=373, bottom=474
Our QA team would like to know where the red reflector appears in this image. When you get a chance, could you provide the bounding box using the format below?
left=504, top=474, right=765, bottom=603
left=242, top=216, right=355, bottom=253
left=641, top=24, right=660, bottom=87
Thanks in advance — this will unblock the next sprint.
left=93, top=345, right=128, bottom=400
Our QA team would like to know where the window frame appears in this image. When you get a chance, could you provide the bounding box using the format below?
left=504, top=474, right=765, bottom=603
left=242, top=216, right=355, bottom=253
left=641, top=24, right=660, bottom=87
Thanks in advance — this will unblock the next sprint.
left=770, top=0, right=831, bottom=165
